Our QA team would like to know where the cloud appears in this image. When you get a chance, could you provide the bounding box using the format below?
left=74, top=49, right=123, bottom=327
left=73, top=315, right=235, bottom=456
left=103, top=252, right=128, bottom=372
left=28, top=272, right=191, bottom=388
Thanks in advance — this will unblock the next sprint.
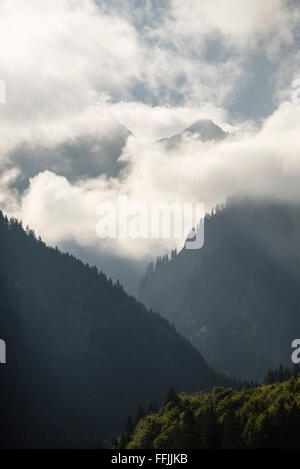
left=6, top=123, right=130, bottom=193
left=107, top=101, right=229, bottom=141
left=0, top=0, right=300, bottom=292
left=0, top=0, right=298, bottom=160
left=0, top=0, right=141, bottom=154
left=9, top=102, right=299, bottom=261
left=159, top=0, right=298, bottom=58
left=0, top=167, right=21, bottom=212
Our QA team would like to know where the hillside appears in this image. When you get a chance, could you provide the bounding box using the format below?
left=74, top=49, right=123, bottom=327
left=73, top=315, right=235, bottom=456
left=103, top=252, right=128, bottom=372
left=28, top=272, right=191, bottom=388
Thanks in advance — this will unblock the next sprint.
left=158, top=119, right=228, bottom=149
left=0, top=212, right=228, bottom=448
left=139, top=199, right=300, bottom=381
left=117, top=373, right=300, bottom=449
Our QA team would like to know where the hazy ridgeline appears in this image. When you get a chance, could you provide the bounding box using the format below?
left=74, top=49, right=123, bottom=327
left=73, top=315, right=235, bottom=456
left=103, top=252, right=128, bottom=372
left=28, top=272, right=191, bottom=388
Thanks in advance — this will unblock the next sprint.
left=140, top=199, right=300, bottom=381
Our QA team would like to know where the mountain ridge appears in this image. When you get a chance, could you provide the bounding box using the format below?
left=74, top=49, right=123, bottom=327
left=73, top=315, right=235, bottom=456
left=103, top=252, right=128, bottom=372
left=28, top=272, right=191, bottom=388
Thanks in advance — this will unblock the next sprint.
left=158, top=119, right=228, bottom=148
left=0, top=210, right=230, bottom=448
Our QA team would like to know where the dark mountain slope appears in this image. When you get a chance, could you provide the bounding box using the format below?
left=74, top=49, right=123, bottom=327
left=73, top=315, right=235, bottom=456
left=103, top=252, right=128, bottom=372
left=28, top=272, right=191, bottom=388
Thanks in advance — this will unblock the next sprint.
left=139, top=199, right=300, bottom=381
left=0, top=212, right=227, bottom=448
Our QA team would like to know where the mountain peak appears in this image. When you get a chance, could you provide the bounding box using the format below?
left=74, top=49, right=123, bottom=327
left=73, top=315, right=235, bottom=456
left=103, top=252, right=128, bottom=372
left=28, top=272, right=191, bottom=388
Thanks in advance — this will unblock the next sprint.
left=183, top=119, right=228, bottom=141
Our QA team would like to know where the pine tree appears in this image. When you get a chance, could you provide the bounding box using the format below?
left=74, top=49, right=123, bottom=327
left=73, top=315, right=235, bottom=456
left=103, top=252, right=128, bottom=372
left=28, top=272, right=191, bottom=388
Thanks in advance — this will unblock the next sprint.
left=124, top=416, right=134, bottom=435
left=135, top=405, right=146, bottom=424
left=165, top=388, right=180, bottom=407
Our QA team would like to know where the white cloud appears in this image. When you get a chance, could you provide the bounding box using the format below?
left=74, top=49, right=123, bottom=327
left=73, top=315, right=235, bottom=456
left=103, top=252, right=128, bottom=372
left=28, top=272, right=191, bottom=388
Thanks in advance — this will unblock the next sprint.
left=0, top=0, right=300, bottom=271
left=0, top=0, right=141, bottom=154
left=108, top=101, right=228, bottom=141
left=166, top=0, right=298, bottom=56
left=0, top=167, right=21, bottom=212
left=0, top=0, right=297, bottom=163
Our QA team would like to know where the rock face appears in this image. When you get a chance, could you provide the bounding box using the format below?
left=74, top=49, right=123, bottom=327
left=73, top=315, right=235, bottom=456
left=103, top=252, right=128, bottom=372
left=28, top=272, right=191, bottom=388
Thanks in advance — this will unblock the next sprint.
left=182, top=119, right=228, bottom=141
left=139, top=199, right=300, bottom=382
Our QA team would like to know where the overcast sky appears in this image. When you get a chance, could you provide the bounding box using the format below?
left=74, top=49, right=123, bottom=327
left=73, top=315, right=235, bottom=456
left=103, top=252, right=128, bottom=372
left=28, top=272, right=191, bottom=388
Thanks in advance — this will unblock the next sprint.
left=0, top=0, right=300, bottom=292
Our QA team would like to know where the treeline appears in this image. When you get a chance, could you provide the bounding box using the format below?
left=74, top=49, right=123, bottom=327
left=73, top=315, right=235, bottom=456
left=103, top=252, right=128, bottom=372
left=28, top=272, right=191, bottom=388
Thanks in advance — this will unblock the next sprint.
left=144, top=203, right=226, bottom=276
left=145, top=249, right=178, bottom=275
left=103, top=403, right=159, bottom=448
left=115, top=368, right=300, bottom=449
left=264, top=364, right=300, bottom=385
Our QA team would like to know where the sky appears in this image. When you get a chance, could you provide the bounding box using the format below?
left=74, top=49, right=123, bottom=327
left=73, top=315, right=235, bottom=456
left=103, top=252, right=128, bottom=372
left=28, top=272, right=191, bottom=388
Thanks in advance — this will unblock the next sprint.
left=0, top=0, right=300, bottom=293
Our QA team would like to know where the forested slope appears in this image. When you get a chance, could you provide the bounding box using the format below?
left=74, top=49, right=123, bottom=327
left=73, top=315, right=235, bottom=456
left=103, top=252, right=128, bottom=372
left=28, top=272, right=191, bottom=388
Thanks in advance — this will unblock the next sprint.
left=0, top=212, right=228, bottom=448
left=117, top=374, right=300, bottom=449
left=140, top=199, right=300, bottom=381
